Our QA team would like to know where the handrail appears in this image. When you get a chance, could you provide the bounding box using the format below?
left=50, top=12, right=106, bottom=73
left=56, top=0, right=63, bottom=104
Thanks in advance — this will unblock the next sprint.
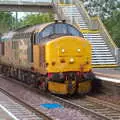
left=74, top=0, right=91, bottom=29
left=93, top=17, right=116, bottom=47
left=52, top=0, right=72, bottom=23
left=52, top=0, right=69, bottom=21
left=91, top=16, right=118, bottom=62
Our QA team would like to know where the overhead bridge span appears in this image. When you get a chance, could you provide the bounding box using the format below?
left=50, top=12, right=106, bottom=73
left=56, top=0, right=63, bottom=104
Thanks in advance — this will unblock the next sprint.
left=0, top=0, right=53, bottom=12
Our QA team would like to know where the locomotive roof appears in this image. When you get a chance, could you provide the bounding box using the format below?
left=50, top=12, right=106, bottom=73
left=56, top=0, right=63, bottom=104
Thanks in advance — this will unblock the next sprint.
left=0, top=23, right=51, bottom=41
left=1, top=22, right=83, bottom=41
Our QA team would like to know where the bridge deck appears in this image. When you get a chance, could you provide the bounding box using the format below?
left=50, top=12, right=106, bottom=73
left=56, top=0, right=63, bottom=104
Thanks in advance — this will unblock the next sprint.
left=0, top=0, right=53, bottom=12
left=0, top=0, right=52, bottom=6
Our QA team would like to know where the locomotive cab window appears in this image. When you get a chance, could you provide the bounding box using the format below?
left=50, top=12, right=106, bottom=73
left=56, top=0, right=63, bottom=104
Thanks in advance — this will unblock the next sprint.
left=42, top=25, right=54, bottom=37
left=55, top=23, right=67, bottom=34
left=39, top=23, right=84, bottom=41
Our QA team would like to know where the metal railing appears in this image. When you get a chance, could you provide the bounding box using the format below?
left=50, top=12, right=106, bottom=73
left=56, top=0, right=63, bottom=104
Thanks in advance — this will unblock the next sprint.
left=91, top=17, right=118, bottom=59
left=52, top=0, right=71, bottom=22
left=74, top=0, right=91, bottom=29
left=117, top=48, right=120, bottom=64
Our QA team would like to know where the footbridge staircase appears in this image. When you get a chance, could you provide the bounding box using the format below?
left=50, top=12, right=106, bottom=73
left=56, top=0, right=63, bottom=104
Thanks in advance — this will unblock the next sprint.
left=52, top=0, right=119, bottom=67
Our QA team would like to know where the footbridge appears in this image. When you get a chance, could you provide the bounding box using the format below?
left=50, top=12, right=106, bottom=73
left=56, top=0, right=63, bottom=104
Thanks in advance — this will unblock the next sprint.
left=0, top=0, right=53, bottom=12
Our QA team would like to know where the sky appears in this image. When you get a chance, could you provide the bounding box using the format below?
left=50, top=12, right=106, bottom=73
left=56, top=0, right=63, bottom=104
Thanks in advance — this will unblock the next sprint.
left=11, top=0, right=52, bottom=19
left=12, top=12, right=32, bottom=19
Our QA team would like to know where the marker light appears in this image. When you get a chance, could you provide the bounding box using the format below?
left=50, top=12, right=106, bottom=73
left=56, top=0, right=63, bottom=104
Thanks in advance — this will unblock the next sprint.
left=61, top=49, right=65, bottom=53
left=52, top=62, right=56, bottom=66
left=77, top=48, right=81, bottom=52
left=69, top=58, right=74, bottom=63
left=60, top=59, right=65, bottom=63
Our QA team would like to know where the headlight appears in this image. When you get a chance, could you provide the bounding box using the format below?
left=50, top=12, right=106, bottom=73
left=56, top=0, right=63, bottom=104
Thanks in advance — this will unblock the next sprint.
left=61, top=49, right=65, bottom=53
left=69, top=58, right=74, bottom=63
left=77, top=48, right=81, bottom=52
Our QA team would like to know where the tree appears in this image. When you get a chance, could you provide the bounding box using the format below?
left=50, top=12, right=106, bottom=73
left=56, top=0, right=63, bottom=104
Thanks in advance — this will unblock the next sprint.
left=103, top=10, right=120, bottom=47
left=19, top=13, right=54, bottom=27
left=0, top=12, right=15, bottom=32
left=83, top=0, right=119, bottom=19
left=83, top=0, right=120, bottom=47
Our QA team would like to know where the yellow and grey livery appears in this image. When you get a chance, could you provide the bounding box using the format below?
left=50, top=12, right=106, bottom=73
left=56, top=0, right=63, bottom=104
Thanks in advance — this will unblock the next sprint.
left=0, top=21, right=94, bottom=95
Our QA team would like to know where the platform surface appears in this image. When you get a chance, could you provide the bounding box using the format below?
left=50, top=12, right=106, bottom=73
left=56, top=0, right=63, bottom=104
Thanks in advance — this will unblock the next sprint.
left=93, top=68, right=120, bottom=83
left=93, top=68, right=120, bottom=78
left=0, top=107, right=14, bottom=120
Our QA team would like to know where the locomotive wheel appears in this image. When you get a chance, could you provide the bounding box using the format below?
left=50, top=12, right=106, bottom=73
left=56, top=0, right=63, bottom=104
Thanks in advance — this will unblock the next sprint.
left=39, top=78, right=48, bottom=92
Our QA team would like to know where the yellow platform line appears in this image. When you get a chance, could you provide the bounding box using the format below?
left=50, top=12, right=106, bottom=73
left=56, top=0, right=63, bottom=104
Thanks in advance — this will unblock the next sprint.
left=80, top=29, right=99, bottom=34
left=59, top=4, right=74, bottom=6
left=92, top=64, right=118, bottom=68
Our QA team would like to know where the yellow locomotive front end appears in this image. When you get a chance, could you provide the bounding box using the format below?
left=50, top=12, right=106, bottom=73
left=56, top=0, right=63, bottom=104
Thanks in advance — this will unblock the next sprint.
left=46, top=36, right=92, bottom=95
left=32, top=22, right=94, bottom=95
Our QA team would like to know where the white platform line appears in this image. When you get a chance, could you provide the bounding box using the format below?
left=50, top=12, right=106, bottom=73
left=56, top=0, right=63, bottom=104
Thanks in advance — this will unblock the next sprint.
left=0, top=104, right=19, bottom=120
left=96, top=76, right=120, bottom=83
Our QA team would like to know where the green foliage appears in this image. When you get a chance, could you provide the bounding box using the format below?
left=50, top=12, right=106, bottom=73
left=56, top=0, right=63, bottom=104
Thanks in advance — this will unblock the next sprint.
left=0, top=12, right=15, bottom=32
left=103, top=10, right=120, bottom=47
left=83, top=0, right=120, bottom=47
left=84, top=0, right=119, bottom=19
left=19, top=13, right=54, bottom=27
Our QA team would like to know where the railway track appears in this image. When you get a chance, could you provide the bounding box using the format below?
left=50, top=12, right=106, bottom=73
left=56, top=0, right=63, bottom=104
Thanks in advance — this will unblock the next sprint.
left=0, top=74, right=120, bottom=120
left=67, top=96, right=120, bottom=120
left=0, top=88, right=52, bottom=120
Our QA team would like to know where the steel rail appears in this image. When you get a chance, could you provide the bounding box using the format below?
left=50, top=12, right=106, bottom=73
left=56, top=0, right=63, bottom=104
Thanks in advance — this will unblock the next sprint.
left=0, top=86, right=53, bottom=120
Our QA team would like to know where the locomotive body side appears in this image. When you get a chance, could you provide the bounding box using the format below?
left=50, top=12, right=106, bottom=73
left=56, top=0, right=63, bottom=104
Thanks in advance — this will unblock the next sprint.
left=0, top=33, right=32, bottom=69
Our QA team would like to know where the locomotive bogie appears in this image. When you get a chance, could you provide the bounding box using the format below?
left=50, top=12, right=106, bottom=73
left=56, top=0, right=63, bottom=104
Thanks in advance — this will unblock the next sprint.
left=78, top=80, right=92, bottom=94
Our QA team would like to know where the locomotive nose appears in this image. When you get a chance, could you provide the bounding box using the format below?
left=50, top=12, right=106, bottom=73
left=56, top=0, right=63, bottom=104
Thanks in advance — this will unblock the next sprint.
left=45, top=36, right=91, bottom=73
left=58, top=36, right=86, bottom=58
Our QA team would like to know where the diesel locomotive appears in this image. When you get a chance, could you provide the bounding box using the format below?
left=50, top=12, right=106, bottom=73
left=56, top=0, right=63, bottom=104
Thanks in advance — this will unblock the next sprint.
left=0, top=21, right=95, bottom=95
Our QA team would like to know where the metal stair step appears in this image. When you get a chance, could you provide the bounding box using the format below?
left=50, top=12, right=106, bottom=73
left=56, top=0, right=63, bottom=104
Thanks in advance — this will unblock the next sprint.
left=84, top=36, right=104, bottom=39
left=92, top=62, right=117, bottom=65
left=92, top=45, right=108, bottom=47
left=83, top=33, right=101, bottom=35
left=92, top=48, right=110, bottom=50
left=90, top=43, right=106, bottom=45
left=65, top=15, right=83, bottom=17
left=92, top=59, right=115, bottom=62
left=78, top=23, right=88, bottom=26
left=92, top=57, right=115, bottom=60
left=92, top=54, right=112, bottom=57
left=64, top=12, right=80, bottom=14
left=92, top=47, right=109, bottom=49
left=88, top=40, right=105, bottom=42
left=90, top=42, right=105, bottom=44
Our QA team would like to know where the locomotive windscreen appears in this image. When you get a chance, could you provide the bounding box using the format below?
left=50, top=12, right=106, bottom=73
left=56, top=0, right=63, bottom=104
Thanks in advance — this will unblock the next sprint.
left=35, top=23, right=84, bottom=43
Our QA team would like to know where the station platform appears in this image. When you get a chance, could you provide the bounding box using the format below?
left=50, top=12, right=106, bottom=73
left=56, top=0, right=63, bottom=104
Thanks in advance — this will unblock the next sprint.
left=93, top=68, right=120, bottom=84
left=0, top=105, right=16, bottom=120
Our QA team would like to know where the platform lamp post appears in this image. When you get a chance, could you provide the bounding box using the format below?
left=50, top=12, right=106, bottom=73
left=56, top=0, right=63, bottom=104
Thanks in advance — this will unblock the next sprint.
left=15, top=12, right=18, bottom=29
